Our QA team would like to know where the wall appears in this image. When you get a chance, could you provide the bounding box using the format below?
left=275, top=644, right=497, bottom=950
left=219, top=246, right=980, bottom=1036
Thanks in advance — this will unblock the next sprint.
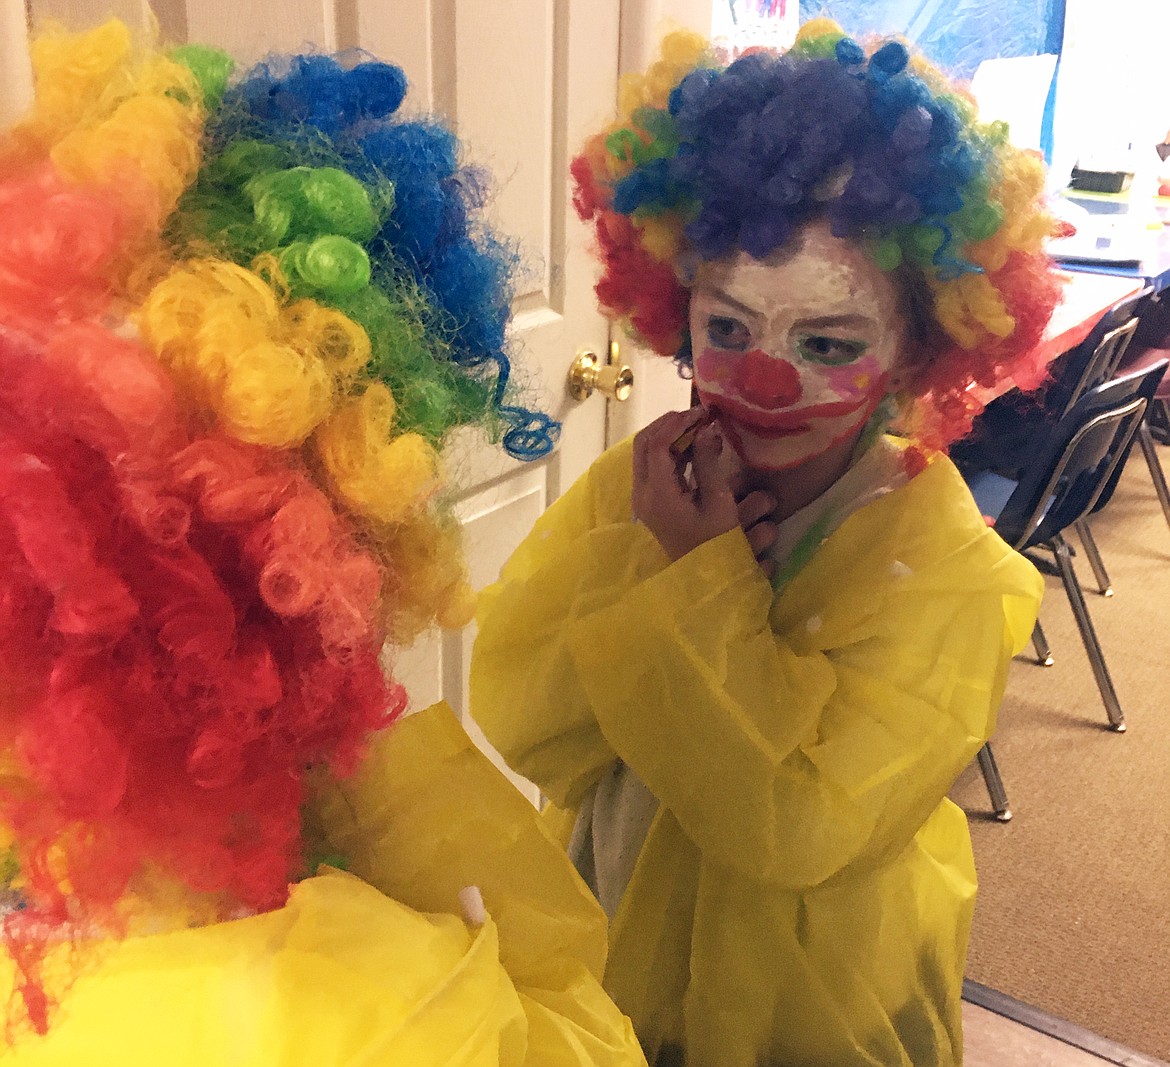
left=1051, top=0, right=1170, bottom=189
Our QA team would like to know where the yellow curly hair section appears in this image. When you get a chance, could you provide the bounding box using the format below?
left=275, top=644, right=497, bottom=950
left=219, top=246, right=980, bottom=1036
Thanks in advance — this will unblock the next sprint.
left=617, top=29, right=710, bottom=119
left=313, top=384, right=441, bottom=528
left=14, top=19, right=203, bottom=220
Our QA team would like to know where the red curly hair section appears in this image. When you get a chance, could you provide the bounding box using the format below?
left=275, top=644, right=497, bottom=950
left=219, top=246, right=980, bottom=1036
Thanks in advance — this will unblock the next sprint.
left=0, top=326, right=402, bottom=943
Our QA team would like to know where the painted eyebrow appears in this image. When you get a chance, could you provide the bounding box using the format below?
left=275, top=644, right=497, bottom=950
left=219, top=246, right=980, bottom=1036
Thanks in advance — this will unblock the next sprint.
left=705, top=289, right=764, bottom=321
left=702, top=298, right=877, bottom=334
left=793, top=314, right=875, bottom=331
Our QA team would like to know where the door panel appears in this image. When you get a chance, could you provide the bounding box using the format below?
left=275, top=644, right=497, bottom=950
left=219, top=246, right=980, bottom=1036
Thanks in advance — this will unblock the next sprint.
left=0, top=2, right=33, bottom=125
left=182, top=0, right=332, bottom=57
left=26, top=0, right=150, bottom=29
left=606, top=0, right=712, bottom=446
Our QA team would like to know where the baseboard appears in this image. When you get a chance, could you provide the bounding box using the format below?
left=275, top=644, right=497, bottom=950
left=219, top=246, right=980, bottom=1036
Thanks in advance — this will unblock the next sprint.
left=962, top=979, right=1169, bottom=1066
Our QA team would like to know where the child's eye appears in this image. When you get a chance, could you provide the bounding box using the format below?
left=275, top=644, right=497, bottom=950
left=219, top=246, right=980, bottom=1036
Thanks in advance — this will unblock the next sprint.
left=796, top=335, right=869, bottom=365
left=706, top=316, right=751, bottom=351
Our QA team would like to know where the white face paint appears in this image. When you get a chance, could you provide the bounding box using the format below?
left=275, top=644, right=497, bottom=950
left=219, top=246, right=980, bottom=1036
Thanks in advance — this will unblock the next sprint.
left=689, top=220, right=906, bottom=472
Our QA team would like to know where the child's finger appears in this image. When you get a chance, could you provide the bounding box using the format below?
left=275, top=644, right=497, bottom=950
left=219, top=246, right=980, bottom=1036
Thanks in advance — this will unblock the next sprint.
left=736, top=490, right=777, bottom=530
left=668, top=407, right=715, bottom=460
left=690, top=423, right=733, bottom=509
left=641, top=422, right=693, bottom=499
left=633, top=426, right=651, bottom=489
left=744, top=518, right=778, bottom=560
left=648, top=407, right=704, bottom=448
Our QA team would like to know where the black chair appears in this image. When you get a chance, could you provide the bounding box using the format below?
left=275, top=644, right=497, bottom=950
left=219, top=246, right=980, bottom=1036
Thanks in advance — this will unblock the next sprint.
left=952, top=286, right=1152, bottom=485
left=1068, top=292, right=1170, bottom=598
left=953, top=290, right=1152, bottom=652
left=966, top=358, right=1170, bottom=820
left=1049, top=304, right=1147, bottom=418
left=1067, top=343, right=1170, bottom=602
left=1061, top=296, right=1159, bottom=598
left=1113, top=342, right=1170, bottom=523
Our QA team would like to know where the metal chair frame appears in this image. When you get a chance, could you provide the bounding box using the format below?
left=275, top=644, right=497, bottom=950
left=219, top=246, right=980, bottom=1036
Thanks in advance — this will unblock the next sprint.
left=1071, top=301, right=1170, bottom=596
left=1057, top=317, right=1141, bottom=418
left=1042, top=285, right=1151, bottom=423
left=950, top=290, right=1149, bottom=492
left=1048, top=318, right=1142, bottom=598
left=975, top=360, right=1168, bottom=820
left=1136, top=420, right=1170, bottom=530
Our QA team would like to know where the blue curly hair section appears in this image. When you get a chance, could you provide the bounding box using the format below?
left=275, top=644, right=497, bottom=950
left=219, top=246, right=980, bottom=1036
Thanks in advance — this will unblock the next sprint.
left=213, top=53, right=559, bottom=461
left=613, top=36, right=994, bottom=282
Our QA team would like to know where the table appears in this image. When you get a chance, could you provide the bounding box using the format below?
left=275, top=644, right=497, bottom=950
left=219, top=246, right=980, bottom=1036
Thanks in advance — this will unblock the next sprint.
left=1053, top=192, right=1170, bottom=293
left=970, top=270, right=1145, bottom=404
left=1054, top=234, right=1170, bottom=293
left=1039, top=270, right=1147, bottom=364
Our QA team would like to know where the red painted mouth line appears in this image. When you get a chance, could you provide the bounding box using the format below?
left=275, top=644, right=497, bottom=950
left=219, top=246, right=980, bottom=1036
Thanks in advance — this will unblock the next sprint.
left=700, top=390, right=870, bottom=431
left=735, top=421, right=809, bottom=439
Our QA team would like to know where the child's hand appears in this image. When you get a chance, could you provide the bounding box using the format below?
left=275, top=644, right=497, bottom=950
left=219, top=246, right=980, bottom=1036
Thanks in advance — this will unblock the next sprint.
left=633, top=409, right=778, bottom=577
left=633, top=409, right=736, bottom=561
left=734, top=481, right=780, bottom=581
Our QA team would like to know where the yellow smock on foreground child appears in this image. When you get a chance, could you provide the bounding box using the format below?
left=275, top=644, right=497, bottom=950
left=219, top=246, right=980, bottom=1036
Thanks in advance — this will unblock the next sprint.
left=0, top=20, right=645, bottom=1067
left=471, top=21, right=1058, bottom=1067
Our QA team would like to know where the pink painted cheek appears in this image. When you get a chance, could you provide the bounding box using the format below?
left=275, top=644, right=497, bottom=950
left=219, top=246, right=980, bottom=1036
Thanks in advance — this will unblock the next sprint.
left=824, top=355, right=887, bottom=402
left=692, top=348, right=739, bottom=393
left=694, top=347, right=736, bottom=389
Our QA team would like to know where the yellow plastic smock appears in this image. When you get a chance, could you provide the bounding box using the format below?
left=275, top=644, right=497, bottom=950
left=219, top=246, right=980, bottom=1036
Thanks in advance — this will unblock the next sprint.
left=0, top=703, right=647, bottom=1067
left=471, top=435, right=1043, bottom=1067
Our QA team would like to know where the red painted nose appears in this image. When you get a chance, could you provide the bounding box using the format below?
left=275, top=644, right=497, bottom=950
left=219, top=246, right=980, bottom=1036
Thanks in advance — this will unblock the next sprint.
left=736, top=349, right=802, bottom=407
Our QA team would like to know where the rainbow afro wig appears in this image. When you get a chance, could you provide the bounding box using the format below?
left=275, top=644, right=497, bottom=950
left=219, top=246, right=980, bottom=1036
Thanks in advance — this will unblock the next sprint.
left=571, top=20, right=1064, bottom=448
left=0, top=19, right=554, bottom=1034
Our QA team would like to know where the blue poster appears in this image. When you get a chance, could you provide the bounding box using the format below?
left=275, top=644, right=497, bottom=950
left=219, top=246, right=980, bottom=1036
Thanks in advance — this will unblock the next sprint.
left=798, top=0, right=1066, bottom=158
left=798, top=0, right=1065, bottom=79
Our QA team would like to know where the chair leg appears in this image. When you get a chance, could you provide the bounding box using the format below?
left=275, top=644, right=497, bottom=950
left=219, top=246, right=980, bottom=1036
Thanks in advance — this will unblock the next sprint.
left=977, top=743, right=1012, bottom=822
left=1149, top=398, right=1170, bottom=445
left=1051, top=533, right=1126, bottom=731
left=1031, top=620, right=1054, bottom=666
left=1073, top=519, right=1113, bottom=596
left=1138, top=422, right=1170, bottom=531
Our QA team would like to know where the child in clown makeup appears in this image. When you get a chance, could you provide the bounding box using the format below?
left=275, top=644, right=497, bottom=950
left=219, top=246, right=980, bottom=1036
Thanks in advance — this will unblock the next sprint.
left=472, top=21, right=1061, bottom=1067
left=690, top=220, right=907, bottom=479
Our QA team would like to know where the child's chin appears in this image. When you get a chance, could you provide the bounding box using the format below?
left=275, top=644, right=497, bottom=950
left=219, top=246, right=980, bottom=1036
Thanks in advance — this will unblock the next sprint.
left=736, top=441, right=819, bottom=472
left=736, top=419, right=862, bottom=472
left=730, top=423, right=815, bottom=466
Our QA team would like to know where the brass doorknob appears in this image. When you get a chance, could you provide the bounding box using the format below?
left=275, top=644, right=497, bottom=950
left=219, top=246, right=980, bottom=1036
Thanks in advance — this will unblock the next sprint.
left=568, top=347, right=634, bottom=402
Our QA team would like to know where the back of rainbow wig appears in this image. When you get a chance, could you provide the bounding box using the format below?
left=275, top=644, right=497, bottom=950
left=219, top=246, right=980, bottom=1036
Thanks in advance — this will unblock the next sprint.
left=570, top=20, right=1064, bottom=448
left=0, top=19, right=555, bottom=1035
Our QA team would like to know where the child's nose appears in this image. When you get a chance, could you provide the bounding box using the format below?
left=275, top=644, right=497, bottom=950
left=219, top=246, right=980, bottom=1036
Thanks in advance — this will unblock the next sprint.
left=736, top=349, right=802, bottom=407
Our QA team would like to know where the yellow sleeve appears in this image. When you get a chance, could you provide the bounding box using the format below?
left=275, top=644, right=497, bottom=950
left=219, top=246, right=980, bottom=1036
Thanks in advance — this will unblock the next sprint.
left=474, top=446, right=1040, bottom=891
left=308, top=702, right=647, bottom=1067
left=3, top=870, right=530, bottom=1067
left=572, top=457, right=1042, bottom=888
left=471, top=438, right=667, bottom=810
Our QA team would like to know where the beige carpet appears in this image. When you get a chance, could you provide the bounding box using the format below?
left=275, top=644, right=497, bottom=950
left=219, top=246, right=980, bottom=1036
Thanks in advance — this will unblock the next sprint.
left=950, top=446, right=1170, bottom=1061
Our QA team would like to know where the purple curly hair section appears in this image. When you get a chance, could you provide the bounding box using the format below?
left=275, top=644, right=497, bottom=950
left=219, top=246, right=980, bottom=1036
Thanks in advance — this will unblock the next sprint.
left=653, top=45, right=983, bottom=270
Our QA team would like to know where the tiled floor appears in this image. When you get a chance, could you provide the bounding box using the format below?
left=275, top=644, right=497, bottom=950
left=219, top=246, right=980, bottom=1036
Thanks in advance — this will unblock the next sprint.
left=963, top=1002, right=1122, bottom=1066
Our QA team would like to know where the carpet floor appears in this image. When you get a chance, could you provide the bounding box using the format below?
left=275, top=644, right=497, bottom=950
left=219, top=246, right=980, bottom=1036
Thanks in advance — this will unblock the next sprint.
left=950, top=444, right=1170, bottom=1061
